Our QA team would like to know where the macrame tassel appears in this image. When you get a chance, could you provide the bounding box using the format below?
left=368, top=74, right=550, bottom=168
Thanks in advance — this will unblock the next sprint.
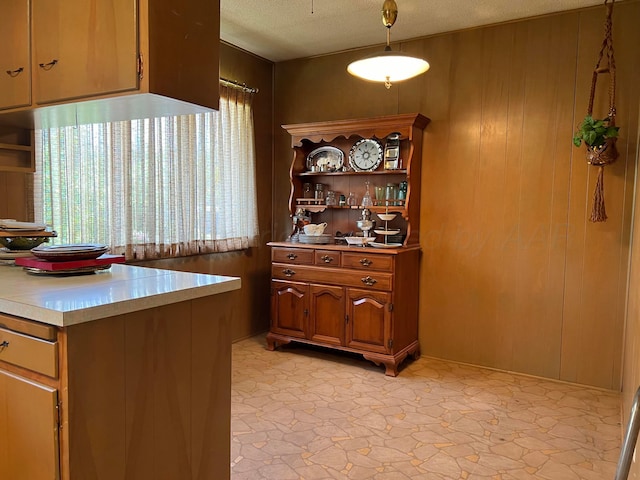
left=590, top=166, right=608, bottom=222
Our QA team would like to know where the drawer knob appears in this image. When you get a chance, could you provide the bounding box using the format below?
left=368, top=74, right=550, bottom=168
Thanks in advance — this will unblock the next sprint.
left=0, top=340, right=9, bottom=351
left=359, top=258, right=372, bottom=267
left=321, top=255, right=333, bottom=263
left=282, top=268, right=296, bottom=277
left=286, top=253, right=297, bottom=260
left=361, top=276, right=377, bottom=286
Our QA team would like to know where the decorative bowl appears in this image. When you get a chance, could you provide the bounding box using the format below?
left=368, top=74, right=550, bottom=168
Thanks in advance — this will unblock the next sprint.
left=303, top=222, right=328, bottom=236
left=377, top=213, right=396, bottom=222
left=0, top=236, right=50, bottom=250
left=345, top=236, right=375, bottom=246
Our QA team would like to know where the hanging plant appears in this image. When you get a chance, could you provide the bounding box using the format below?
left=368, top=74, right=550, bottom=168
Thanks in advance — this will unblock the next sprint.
left=573, top=115, right=620, bottom=167
left=576, top=0, right=619, bottom=222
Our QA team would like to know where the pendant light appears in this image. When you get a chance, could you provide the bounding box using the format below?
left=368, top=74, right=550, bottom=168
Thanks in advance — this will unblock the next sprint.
left=347, top=0, right=429, bottom=89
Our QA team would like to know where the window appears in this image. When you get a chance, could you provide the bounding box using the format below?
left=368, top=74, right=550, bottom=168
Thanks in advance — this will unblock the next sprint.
left=34, top=85, right=259, bottom=260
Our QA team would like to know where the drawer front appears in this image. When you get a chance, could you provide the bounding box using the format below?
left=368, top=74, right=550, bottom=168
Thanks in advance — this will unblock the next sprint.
left=272, top=247, right=314, bottom=265
left=342, top=252, right=394, bottom=272
left=272, top=263, right=392, bottom=291
left=315, top=250, right=340, bottom=266
left=0, top=327, right=58, bottom=378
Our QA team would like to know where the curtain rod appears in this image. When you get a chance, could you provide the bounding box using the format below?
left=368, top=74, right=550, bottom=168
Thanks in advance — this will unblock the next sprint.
left=220, top=77, right=259, bottom=94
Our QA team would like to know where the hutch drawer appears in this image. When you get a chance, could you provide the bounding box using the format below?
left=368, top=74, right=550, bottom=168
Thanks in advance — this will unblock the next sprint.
left=341, top=252, right=393, bottom=271
left=272, top=247, right=314, bottom=265
left=315, top=249, right=340, bottom=266
left=272, top=263, right=392, bottom=291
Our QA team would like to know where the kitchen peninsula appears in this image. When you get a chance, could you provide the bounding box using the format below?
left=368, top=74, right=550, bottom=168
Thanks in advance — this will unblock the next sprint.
left=0, top=263, right=241, bottom=480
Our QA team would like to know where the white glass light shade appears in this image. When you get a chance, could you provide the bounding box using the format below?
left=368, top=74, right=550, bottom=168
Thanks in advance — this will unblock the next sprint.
left=347, top=49, right=430, bottom=86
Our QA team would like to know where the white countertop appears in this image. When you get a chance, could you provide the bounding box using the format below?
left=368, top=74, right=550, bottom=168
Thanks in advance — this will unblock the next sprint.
left=0, top=263, right=241, bottom=327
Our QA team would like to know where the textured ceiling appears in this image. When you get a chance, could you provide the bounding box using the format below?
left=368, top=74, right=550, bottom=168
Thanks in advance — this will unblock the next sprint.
left=221, top=0, right=604, bottom=62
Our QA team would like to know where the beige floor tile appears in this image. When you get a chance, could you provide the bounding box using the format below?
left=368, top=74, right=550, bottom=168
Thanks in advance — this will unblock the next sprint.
left=231, top=335, right=621, bottom=479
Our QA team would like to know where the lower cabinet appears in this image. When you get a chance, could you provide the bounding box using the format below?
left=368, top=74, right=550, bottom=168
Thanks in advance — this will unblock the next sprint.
left=0, top=370, right=59, bottom=480
left=267, top=244, right=420, bottom=376
left=0, top=294, right=233, bottom=480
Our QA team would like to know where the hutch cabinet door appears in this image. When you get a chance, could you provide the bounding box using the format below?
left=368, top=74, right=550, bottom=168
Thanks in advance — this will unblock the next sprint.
left=32, top=0, right=138, bottom=104
left=346, top=288, right=391, bottom=354
left=271, top=280, right=309, bottom=338
left=0, top=370, right=59, bottom=480
left=309, top=284, right=345, bottom=346
left=0, top=0, right=31, bottom=110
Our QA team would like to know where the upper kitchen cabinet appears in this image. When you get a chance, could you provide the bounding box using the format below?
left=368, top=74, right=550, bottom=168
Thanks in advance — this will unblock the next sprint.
left=0, top=0, right=220, bottom=128
left=0, top=0, right=31, bottom=111
left=32, top=0, right=138, bottom=104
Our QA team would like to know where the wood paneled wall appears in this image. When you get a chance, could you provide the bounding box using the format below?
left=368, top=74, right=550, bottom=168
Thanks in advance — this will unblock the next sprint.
left=274, top=1, right=640, bottom=389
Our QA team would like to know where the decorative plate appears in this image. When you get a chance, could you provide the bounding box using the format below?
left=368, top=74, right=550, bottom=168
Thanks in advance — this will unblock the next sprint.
left=31, top=243, right=109, bottom=261
left=349, top=138, right=383, bottom=172
left=370, top=242, right=403, bottom=249
left=23, top=264, right=112, bottom=276
left=374, top=229, right=401, bottom=235
left=306, top=146, right=344, bottom=171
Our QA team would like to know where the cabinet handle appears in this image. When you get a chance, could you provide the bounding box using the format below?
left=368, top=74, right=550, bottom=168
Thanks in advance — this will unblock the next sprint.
left=282, top=268, right=296, bottom=277
left=320, top=255, right=333, bottom=263
left=286, top=253, right=297, bottom=260
left=359, top=258, right=372, bottom=267
left=38, top=59, right=58, bottom=71
left=361, top=276, right=377, bottom=286
left=0, top=340, right=9, bottom=351
left=5, top=67, right=24, bottom=77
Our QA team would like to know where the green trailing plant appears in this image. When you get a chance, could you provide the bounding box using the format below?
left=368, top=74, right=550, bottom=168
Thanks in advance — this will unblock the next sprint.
left=573, top=115, right=620, bottom=148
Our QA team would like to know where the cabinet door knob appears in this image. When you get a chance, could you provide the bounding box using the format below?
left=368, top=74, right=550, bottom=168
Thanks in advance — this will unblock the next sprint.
left=0, top=340, right=9, bottom=350
left=361, top=276, right=377, bottom=286
left=286, top=253, right=297, bottom=260
left=5, top=67, right=24, bottom=77
left=359, top=258, right=372, bottom=266
left=321, top=255, right=333, bottom=263
left=38, top=59, right=58, bottom=71
left=282, top=268, right=296, bottom=277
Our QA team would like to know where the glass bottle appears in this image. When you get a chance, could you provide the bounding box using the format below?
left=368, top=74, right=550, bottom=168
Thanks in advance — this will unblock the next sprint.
left=325, top=190, right=337, bottom=206
left=303, top=182, right=313, bottom=198
left=361, top=181, right=373, bottom=207
left=314, top=183, right=325, bottom=200
left=346, top=192, right=358, bottom=206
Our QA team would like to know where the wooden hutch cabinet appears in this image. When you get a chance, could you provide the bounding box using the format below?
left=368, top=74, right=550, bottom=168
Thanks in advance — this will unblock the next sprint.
left=267, top=113, right=429, bottom=376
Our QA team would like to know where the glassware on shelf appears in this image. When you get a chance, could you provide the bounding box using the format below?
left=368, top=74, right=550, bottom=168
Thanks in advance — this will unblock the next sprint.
left=386, top=183, right=398, bottom=206
left=346, top=192, right=358, bottom=206
left=303, top=182, right=313, bottom=198
left=314, top=183, right=325, bottom=200
left=374, top=185, right=385, bottom=206
left=325, top=190, right=337, bottom=206
left=361, top=181, right=373, bottom=207
left=398, top=181, right=407, bottom=204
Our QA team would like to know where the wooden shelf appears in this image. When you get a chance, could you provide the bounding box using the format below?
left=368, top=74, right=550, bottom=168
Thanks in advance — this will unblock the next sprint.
left=0, top=129, right=35, bottom=173
left=297, top=170, right=407, bottom=177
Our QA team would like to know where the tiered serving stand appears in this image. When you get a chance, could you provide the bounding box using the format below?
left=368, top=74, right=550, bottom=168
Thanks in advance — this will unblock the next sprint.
left=372, top=210, right=403, bottom=248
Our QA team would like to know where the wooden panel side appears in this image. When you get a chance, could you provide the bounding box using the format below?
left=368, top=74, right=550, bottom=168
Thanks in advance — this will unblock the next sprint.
left=190, top=294, right=233, bottom=480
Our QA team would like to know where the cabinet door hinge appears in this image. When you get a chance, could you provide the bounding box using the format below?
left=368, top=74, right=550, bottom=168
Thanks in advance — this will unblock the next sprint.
left=388, top=303, right=394, bottom=312
left=388, top=339, right=393, bottom=349
left=345, top=314, right=349, bottom=324
left=137, top=53, right=144, bottom=80
left=56, top=402, right=63, bottom=430
left=303, top=308, right=309, bottom=317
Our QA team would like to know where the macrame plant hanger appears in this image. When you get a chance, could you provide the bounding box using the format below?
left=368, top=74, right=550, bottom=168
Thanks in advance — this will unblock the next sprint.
left=586, top=0, right=618, bottom=222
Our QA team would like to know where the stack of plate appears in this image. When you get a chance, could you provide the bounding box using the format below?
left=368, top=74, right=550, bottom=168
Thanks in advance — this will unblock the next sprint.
left=16, top=244, right=123, bottom=276
left=30, top=243, right=109, bottom=261
left=298, top=234, right=332, bottom=245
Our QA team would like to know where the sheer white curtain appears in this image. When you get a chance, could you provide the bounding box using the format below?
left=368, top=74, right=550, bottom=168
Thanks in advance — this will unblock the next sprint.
left=34, top=85, right=259, bottom=260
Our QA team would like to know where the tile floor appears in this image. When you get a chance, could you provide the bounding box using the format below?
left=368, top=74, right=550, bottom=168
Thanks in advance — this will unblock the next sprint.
left=231, top=335, right=621, bottom=479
